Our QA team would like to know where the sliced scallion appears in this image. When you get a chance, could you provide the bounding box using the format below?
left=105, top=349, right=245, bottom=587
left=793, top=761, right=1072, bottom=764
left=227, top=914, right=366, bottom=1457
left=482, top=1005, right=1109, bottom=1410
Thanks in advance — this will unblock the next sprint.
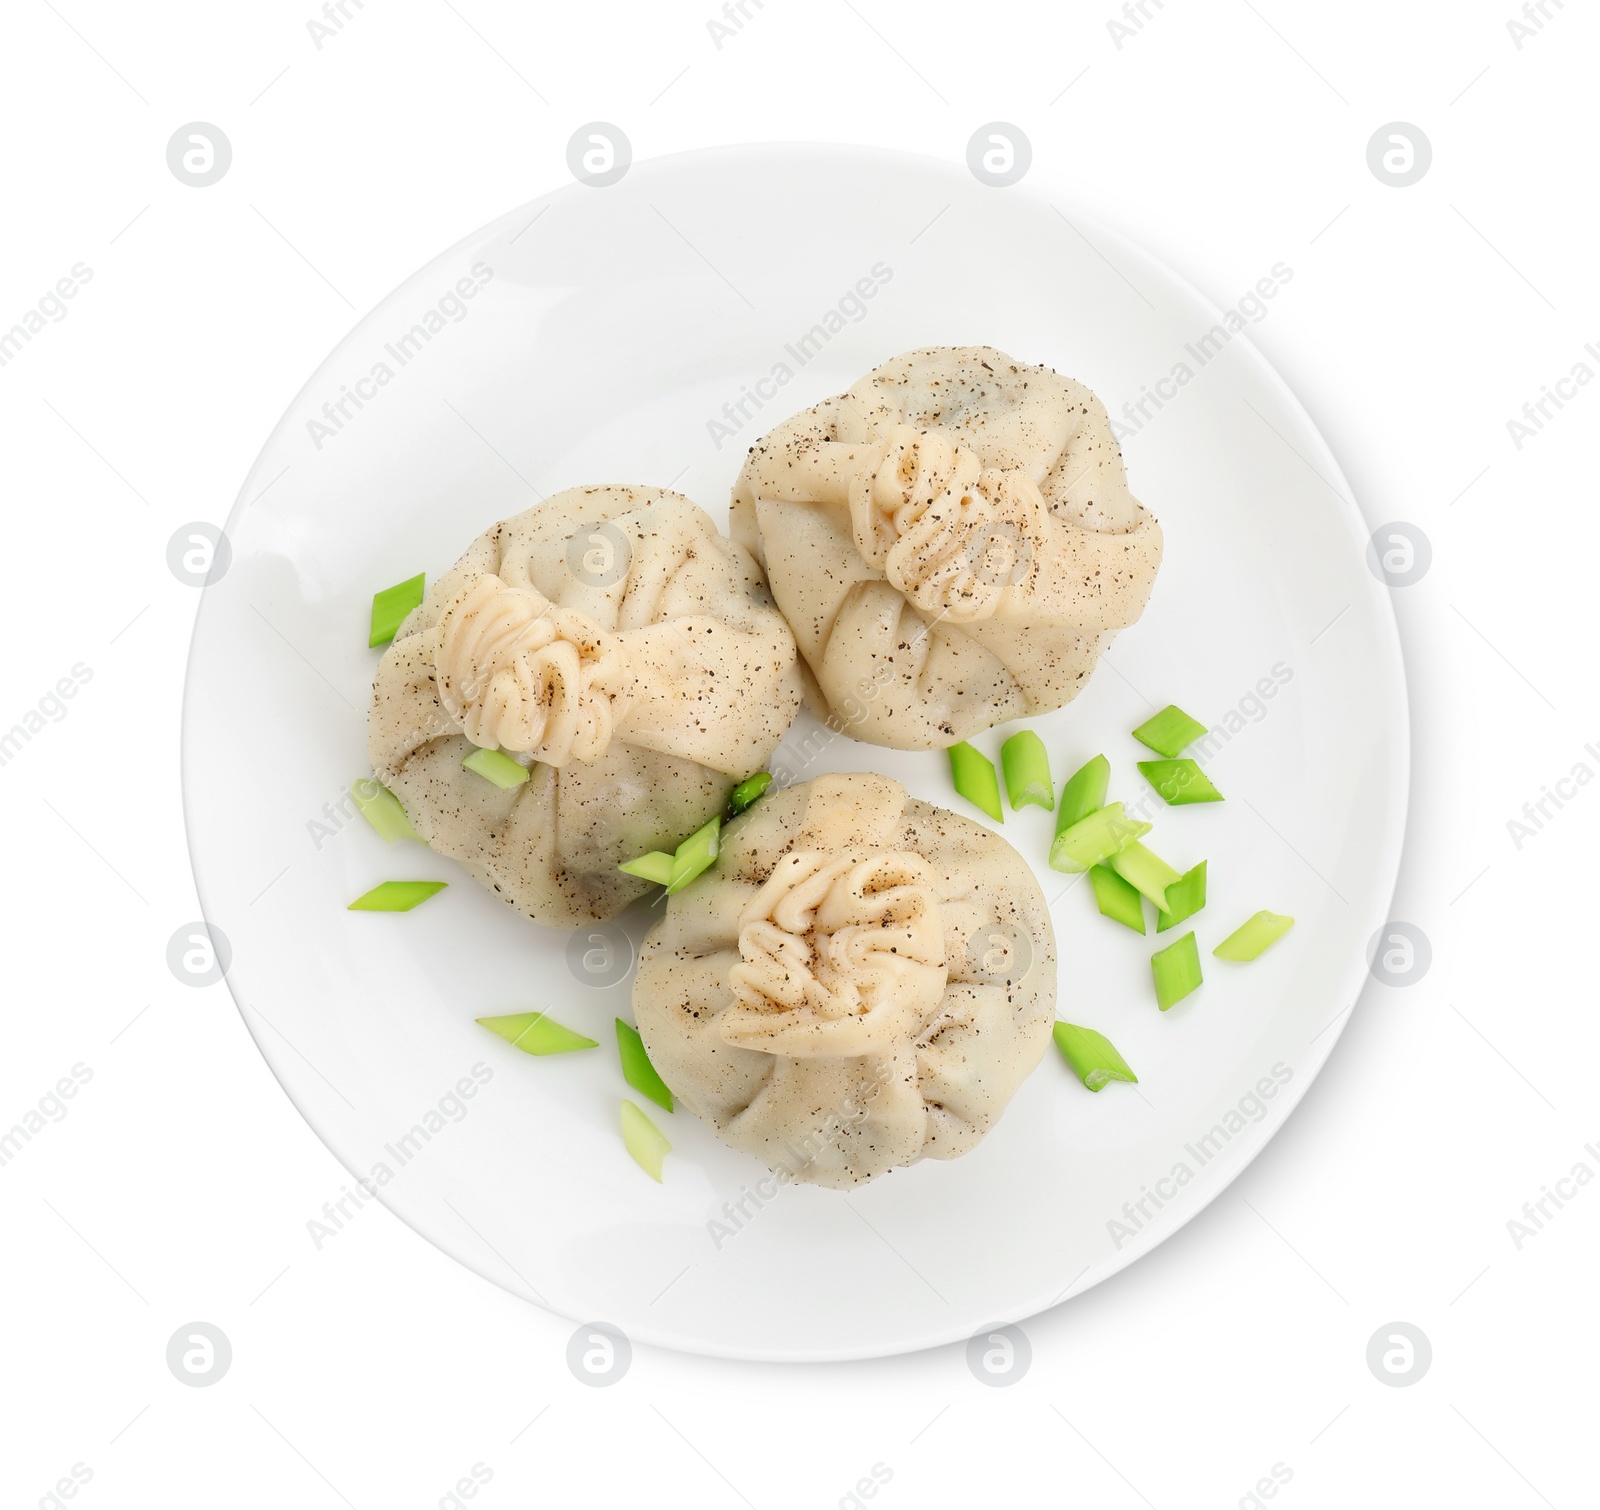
left=1049, top=802, right=1151, bottom=873
left=1089, top=864, right=1146, bottom=934
left=1107, top=840, right=1183, bottom=912
left=368, top=572, right=425, bottom=648
left=665, top=815, right=721, bottom=895
left=948, top=741, right=1003, bottom=822
left=1214, top=911, right=1295, bottom=961
left=618, top=851, right=675, bottom=886
left=462, top=746, right=530, bottom=789
left=477, top=1012, right=597, bottom=1055
left=347, top=880, right=447, bottom=912
left=1156, top=860, right=1208, bottom=933
left=729, top=771, right=772, bottom=816
left=1132, top=704, right=1207, bottom=759
left=1052, top=1021, right=1139, bottom=1091
left=621, top=1100, right=672, bottom=1182
left=352, top=779, right=420, bottom=843
left=1000, top=731, right=1054, bottom=811
left=616, top=1019, right=674, bottom=1111
left=1151, top=931, right=1203, bottom=1010
left=1056, top=754, right=1110, bottom=834
left=1138, top=758, right=1223, bottom=805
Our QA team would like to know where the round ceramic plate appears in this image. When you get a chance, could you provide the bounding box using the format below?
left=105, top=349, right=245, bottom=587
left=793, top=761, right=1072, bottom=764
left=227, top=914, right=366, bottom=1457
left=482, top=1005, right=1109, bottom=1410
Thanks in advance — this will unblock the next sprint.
left=183, top=144, right=1407, bottom=1361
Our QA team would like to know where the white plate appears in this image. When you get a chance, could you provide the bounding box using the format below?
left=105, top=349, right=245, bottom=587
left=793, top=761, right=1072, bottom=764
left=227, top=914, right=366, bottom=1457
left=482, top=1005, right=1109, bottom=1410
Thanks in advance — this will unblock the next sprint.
left=183, top=144, right=1407, bottom=1361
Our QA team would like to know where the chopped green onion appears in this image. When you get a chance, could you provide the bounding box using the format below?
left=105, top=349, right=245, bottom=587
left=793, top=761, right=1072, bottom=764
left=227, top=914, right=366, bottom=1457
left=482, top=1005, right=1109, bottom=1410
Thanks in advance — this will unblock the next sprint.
left=352, top=778, right=420, bottom=842
left=1138, top=758, right=1224, bottom=805
left=462, top=746, right=530, bottom=789
left=1214, top=911, right=1295, bottom=961
left=618, top=851, right=675, bottom=886
left=948, top=742, right=1003, bottom=821
left=477, top=1012, right=598, bottom=1055
left=1089, top=864, right=1146, bottom=934
left=728, top=771, right=772, bottom=816
left=1052, top=1022, right=1139, bottom=1091
left=665, top=815, right=721, bottom=895
left=1156, top=861, right=1208, bottom=933
left=1056, top=754, right=1110, bottom=834
left=1151, top=931, right=1203, bottom=1010
left=347, top=880, right=447, bottom=912
left=616, top=1019, right=674, bottom=1111
left=1000, top=731, right=1054, bottom=811
left=1107, top=840, right=1183, bottom=912
left=368, top=572, right=425, bottom=647
left=1049, top=802, right=1151, bottom=873
left=1132, top=704, right=1207, bottom=759
left=620, top=1100, right=672, bottom=1182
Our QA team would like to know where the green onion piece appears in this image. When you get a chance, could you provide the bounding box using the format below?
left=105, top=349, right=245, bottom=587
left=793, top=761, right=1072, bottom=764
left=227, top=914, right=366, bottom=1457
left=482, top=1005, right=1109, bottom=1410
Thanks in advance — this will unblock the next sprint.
left=1214, top=911, right=1295, bottom=961
left=1138, top=758, right=1224, bottom=805
left=352, top=778, right=420, bottom=843
left=665, top=815, right=721, bottom=895
left=1156, top=860, right=1208, bottom=933
left=1052, top=1021, right=1139, bottom=1091
left=461, top=746, right=530, bottom=789
left=347, top=880, right=447, bottom=912
left=476, top=1012, right=597, bottom=1055
left=1055, top=754, right=1110, bottom=834
left=1089, top=864, right=1146, bottom=934
left=368, top=572, right=425, bottom=647
left=616, top=1019, right=674, bottom=1111
left=618, top=851, right=675, bottom=886
left=1000, top=731, right=1054, bottom=811
left=1132, top=704, right=1208, bottom=758
left=1107, top=840, right=1183, bottom=911
left=620, top=1100, right=672, bottom=1182
left=1049, top=802, right=1151, bottom=874
left=728, top=771, right=772, bottom=816
left=948, top=742, right=1003, bottom=821
left=1151, top=931, right=1203, bottom=1010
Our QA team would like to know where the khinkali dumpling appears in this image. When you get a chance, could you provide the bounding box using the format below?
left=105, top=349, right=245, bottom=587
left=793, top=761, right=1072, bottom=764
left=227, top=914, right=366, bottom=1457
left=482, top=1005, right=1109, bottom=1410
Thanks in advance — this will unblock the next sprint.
left=633, top=772, right=1056, bottom=1188
left=731, top=346, right=1163, bottom=749
left=369, top=485, right=802, bottom=925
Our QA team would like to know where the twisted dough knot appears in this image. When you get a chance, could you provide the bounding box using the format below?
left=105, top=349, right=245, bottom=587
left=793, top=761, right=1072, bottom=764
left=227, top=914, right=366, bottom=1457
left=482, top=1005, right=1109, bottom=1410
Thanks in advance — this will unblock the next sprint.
left=721, top=848, right=948, bottom=1057
left=434, top=574, right=629, bottom=767
left=848, top=425, right=1047, bottom=622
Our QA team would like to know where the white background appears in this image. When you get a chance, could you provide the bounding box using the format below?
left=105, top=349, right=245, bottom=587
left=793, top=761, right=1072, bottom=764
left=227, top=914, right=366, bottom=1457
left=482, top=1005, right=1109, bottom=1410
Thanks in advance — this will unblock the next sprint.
left=2, top=1, right=1596, bottom=1507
